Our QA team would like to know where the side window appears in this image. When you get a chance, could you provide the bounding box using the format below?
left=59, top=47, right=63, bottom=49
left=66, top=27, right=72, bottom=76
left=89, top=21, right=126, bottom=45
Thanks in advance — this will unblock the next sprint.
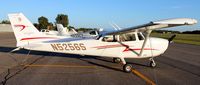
left=89, top=31, right=96, bottom=35
left=102, top=33, right=137, bottom=42
left=102, top=35, right=114, bottom=42
left=120, top=34, right=136, bottom=42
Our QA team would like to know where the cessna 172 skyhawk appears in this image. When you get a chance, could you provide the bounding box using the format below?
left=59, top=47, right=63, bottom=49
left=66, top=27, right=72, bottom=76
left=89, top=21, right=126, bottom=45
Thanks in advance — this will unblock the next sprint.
left=8, top=13, right=197, bottom=73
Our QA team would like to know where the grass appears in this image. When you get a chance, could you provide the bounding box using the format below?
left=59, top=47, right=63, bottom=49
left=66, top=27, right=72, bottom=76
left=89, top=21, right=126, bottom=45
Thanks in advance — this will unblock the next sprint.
left=150, top=33, right=200, bottom=45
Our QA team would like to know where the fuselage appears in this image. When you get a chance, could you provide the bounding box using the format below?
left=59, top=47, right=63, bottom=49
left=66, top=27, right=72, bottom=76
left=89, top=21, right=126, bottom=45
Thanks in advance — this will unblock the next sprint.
left=20, top=32, right=169, bottom=59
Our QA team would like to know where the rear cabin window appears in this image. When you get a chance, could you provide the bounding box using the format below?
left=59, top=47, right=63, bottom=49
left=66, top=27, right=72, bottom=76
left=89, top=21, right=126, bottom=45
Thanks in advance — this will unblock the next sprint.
left=102, top=35, right=118, bottom=42
left=102, top=35, right=114, bottom=42
left=102, top=33, right=137, bottom=42
left=120, top=34, right=136, bottom=41
left=89, top=31, right=96, bottom=35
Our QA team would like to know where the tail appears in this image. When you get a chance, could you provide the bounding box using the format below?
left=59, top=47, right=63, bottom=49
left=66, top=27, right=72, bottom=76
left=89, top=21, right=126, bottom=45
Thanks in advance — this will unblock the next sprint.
left=56, top=24, right=68, bottom=35
left=56, top=24, right=78, bottom=35
left=8, top=13, right=42, bottom=47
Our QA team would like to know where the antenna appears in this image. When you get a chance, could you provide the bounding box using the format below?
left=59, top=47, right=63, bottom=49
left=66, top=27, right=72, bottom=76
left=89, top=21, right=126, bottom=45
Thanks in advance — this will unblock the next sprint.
left=109, top=22, right=121, bottom=31
left=113, top=22, right=121, bottom=30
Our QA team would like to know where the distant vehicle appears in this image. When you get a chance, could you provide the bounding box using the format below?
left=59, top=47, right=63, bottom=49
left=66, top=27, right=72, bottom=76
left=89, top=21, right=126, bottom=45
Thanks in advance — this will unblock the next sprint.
left=8, top=13, right=197, bottom=72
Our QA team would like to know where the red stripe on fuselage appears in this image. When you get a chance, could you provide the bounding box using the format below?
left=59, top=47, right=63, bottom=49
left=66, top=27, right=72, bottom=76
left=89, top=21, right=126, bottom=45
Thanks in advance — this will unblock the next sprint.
left=20, top=37, right=59, bottom=41
left=123, top=48, right=157, bottom=52
left=93, top=44, right=157, bottom=52
left=93, top=44, right=128, bottom=49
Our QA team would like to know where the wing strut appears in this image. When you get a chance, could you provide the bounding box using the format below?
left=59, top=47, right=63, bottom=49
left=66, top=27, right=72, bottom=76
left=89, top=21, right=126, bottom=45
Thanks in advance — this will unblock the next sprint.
left=139, top=29, right=152, bottom=57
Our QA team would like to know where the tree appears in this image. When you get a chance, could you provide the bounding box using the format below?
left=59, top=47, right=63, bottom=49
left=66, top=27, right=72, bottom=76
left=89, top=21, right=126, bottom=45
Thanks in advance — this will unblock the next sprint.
left=182, top=30, right=200, bottom=34
left=56, top=14, right=69, bottom=27
left=68, top=25, right=75, bottom=30
left=33, top=23, right=39, bottom=30
left=48, top=22, right=55, bottom=30
left=38, top=16, right=49, bottom=31
left=1, top=20, right=10, bottom=24
left=77, top=28, right=94, bottom=32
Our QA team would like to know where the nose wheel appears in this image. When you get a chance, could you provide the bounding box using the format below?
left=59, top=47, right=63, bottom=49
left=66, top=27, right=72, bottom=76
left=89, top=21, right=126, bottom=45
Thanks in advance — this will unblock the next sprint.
left=123, top=64, right=132, bottom=73
left=149, top=58, right=156, bottom=67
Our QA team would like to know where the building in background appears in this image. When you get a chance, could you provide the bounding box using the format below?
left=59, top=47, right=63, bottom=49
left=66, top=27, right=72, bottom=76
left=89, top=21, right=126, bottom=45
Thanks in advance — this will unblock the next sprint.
left=0, top=24, right=12, bottom=32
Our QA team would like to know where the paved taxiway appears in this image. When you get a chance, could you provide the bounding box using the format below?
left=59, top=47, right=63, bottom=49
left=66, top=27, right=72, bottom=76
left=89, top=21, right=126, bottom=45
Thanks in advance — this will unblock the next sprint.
left=0, top=32, right=200, bottom=85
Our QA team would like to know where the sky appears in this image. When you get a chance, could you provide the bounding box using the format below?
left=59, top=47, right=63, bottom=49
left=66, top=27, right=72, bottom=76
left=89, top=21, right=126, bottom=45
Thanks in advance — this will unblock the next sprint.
left=0, top=0, right=200, bottom=31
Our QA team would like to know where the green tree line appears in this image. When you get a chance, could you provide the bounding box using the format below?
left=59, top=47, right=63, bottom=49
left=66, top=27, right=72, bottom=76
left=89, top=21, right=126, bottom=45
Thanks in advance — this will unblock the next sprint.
left=153, top=30, right=200, bottom=34
left=0, top=20, right=10, bottom=24
left=34, top=14, right=69, bottom=31
left=0, top=13, right=95, bottom=32
left=33, top=14, right=94, bottom=32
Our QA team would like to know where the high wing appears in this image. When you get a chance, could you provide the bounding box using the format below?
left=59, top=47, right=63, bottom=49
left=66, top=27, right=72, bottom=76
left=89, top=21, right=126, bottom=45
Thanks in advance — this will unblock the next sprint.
left=104, top=18, right=197, bottom=35
left=101, top=18, right=197, bottom=57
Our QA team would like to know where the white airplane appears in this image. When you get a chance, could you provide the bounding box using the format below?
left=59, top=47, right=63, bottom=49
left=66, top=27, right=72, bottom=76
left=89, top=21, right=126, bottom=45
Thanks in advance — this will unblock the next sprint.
left=40, top=24, right=78, bottom=36
left=8, top=13, right=197, bottom=73
left=56, top=24, right=98, bottom=37
left=56, top=24, right=99, bottom=38
left=39, top=25, right=76, bottom=36
left=41, top=24, right=99, bottom=38
left=56, top=24, right=77, bottom=35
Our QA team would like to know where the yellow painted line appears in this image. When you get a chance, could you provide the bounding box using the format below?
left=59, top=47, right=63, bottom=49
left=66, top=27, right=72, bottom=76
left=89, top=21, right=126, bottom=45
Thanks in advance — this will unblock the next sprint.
left=23, top=64, right=96, bottom=68
left=132, top=69, right=156, bottom=85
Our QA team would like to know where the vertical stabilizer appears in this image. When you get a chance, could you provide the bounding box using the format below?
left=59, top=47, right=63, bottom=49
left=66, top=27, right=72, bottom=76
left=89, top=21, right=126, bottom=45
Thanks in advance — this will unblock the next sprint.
left=8, top=13, right=41, bottom=47
left=56, top=24, right=67, bottom=35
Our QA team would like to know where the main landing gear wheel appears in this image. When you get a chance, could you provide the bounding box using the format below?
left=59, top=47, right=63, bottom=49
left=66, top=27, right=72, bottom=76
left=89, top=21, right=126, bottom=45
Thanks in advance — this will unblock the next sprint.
left=123, top=64, right=132, bottom=73
left=149, top=58, right=156, bottom=68
left=113, top=58, right=121, bottom=63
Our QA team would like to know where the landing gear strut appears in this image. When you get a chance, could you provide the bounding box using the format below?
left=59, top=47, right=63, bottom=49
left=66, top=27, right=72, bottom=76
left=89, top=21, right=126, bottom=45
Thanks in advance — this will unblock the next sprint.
left=149, top=58, right=156, bottom=67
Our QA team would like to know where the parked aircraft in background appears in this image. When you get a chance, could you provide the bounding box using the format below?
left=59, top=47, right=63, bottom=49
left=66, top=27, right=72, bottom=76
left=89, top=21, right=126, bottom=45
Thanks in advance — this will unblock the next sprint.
left=57, top=24, right=100, bottom=38
left=40, top=24, right=100, bottom=38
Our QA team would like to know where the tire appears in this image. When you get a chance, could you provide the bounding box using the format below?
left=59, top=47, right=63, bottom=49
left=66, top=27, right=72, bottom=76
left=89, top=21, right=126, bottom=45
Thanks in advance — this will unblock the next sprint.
left=150, top=61, right=156, bottom=68
left=123, top=64, right=132, bottom=73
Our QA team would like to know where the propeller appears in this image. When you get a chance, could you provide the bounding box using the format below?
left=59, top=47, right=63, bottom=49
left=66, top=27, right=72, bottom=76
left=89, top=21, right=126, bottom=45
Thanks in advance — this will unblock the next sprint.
left=168, top=34, right=176, bottom=44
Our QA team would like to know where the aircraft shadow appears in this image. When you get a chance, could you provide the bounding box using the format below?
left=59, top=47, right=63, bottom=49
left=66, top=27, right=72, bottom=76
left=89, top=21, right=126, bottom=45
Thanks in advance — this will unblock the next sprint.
left=94, top=57, right=149, bottom=67
left=0, top=46, right=94, bottom=59
left=78, top=58, right=123, bottom=72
